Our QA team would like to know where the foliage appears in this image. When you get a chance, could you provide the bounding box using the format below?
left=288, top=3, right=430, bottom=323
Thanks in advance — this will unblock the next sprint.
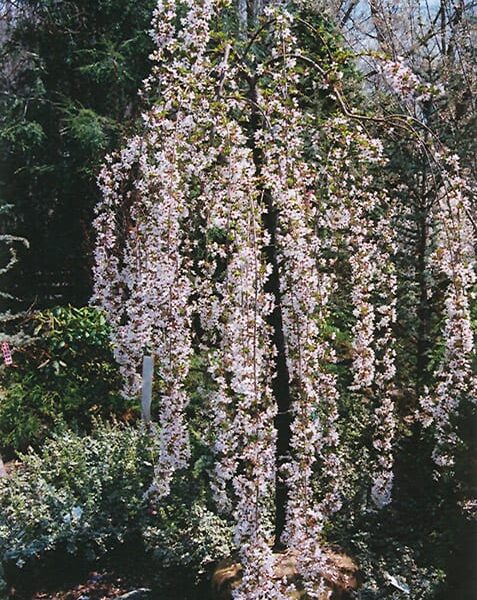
left=351, top=543, right=445, bottom=599
left=143, top=503, right=233, bottom=594
left=0, top=421, right=232, bottom=596
left=0, top=306, right=133, bottom=456
left=0, top=423, right=152, bottom=567
left=0, top=0, right=156, bottom=306
left=327, top=399, right=476, bottom=599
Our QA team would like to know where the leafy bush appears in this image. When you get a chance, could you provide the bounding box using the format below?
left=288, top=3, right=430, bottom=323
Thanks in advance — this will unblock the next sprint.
left=349, top=533, right=446, bottom=599
left=0, top=422, right=232, bottom=597
left=0, top=306, right=135, bottom=456
left=143, top=501, right=233, bottom=594
left=0, top=422, right=153, bottom=567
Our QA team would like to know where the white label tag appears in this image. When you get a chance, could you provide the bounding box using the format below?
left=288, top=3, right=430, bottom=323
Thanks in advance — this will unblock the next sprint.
left=141, top=355, right=154, bottom=423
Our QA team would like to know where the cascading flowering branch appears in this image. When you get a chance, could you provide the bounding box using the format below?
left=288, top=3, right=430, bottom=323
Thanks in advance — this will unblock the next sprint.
left=253, top=9, right=347, bottom=596
left=420, top=153, right=477, bottom=468
left=375, top=51, right=476, bottom=474
left=322, top=119, right=397, bottom=509
left=93, top=0, right=402, bottom=595
left=377, top=57, right=443, bottom=121
left=197, top=113, right=282, bottom=597
left=93, top=0, right=221, bottom=496
left=94, top=1, right=285, bottom=595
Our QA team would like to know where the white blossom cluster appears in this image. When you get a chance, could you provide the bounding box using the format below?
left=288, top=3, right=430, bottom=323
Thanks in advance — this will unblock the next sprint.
left=199, top=117, right=281, bottom=597
left=378, top=51, right=476, bottom=476
left=254, top=9, right=343, bottom=596
left=322, top=119, right=398, bottom=510
left=420, top=154, right=476, bottom=468
left=380, top=57, right=443, bottom=113
left=93, top=0, right=221, bottom=496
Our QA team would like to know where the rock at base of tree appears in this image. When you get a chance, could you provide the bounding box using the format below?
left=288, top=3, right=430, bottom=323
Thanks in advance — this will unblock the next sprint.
left=211, top=548, right=359, bottom=599
left=0, top=459, right=19, bottom=477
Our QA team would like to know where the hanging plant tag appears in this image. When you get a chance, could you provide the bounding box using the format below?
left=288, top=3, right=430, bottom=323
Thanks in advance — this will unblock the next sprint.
left=141, top=355, right=154, bottom=424
left=1, top=342, right=12, bottom=366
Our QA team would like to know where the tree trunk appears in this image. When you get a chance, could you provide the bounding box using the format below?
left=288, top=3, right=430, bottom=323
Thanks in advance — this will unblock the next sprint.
left=248, top=77, right=293, bottom=548
left=415, top=199, right=430, bottom=395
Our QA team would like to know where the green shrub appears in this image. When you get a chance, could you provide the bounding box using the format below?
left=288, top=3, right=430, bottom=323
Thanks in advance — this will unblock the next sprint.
left=349, top=533, right=446, bottom=599
left=0, top=422, right=232, bottom=596
left=0, top=422, right=154, bottom=567
left=143, top=502, right=233, bottom=592
left=0, top=306, right=135, bottom=456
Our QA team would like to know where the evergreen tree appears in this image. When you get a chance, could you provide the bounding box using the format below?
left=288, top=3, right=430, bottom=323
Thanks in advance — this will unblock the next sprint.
left=0, top=0, right=156, bottom=306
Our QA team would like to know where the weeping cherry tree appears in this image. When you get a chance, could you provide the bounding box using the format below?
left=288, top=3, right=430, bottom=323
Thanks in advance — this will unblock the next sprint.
left=92, top=0, right=476, bottom=596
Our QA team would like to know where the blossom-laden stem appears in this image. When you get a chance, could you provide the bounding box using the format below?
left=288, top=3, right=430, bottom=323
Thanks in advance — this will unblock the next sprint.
left=420, top=154, right=476, bottom=468
left=322, top=118, right=397, bottom=509
left=93, top=0, right=220, bottom=496
left=198, top=108, right=285, bottom=597
left=256, top=8, right=343, bottom=596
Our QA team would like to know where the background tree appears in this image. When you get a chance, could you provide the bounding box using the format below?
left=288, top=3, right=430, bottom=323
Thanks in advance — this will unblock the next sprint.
left=0, top=0, right=156, bottom=307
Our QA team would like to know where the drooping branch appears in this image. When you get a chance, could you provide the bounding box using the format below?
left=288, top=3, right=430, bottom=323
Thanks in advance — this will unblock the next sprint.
left=420, top=154, right=477, bottom=468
